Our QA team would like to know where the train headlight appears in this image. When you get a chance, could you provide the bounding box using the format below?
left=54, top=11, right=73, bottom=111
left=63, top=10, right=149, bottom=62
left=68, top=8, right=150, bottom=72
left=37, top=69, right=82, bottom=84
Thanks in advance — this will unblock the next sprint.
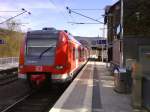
left=55, top=65, right=63, bottom=70
left=62, top=74, right=68, bottom=79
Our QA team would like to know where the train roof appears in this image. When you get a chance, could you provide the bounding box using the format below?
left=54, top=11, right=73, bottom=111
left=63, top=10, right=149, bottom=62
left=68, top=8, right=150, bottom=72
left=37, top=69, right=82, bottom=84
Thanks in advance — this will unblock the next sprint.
left=68, top=34, right=82, bottom=46
left=27, top=28, right=82, bottom=46
left=27, top=28, right=60, bottom=39
left=27, top=28, right=59, bottom=35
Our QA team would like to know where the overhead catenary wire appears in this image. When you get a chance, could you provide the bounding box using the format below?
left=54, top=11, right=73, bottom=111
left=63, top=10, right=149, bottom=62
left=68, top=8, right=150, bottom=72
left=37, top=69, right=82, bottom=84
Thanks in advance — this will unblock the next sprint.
left=71, top=8, right=104, bottom=11
left=68, top=22, right=101, bottom=24
left=66, top=5, right=106, bottom=37
left=0, top=8, right=31, bottom=24
left=66, top=6, right=104, bottom=24
left=63, top=0, right=79, bottom=26
left=7, top=22, right=29, bottom=25
left=49, top=0, right=69, bottom=22
left=0, top=11, right=22, bottom=12
left=49, top=0, right=77, bottom=30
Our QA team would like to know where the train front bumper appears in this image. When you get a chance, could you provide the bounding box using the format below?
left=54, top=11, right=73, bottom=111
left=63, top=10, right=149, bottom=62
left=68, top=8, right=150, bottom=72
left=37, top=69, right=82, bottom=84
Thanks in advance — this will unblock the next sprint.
left=51, top=73, right=72, bottom=83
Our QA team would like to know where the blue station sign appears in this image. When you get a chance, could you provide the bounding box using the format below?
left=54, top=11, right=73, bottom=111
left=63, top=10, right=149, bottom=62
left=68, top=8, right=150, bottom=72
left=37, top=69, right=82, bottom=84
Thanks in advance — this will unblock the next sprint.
left=91, top=39, right=107, bottom=45
left=0, top=39, right=5, bottom=44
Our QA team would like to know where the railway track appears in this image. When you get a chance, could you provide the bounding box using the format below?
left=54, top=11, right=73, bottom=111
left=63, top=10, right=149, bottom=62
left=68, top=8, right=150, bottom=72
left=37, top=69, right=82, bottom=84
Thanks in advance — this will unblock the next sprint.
left=0, top=63, right=87, bottom=112
left=2, top=85, right=68, bottom=112
left=0, top=68, right=18, bottom=85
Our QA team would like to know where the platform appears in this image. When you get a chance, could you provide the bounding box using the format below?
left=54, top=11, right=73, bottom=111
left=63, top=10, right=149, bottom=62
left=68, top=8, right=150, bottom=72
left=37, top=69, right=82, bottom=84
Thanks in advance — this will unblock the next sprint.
left=50, top=61, right=132, bottom=112
left=0, top=63, right=18, bottom=71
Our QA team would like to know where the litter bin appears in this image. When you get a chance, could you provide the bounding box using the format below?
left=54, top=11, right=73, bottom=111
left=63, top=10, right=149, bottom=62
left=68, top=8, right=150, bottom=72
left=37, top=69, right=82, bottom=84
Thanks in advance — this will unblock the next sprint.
left=114, top=68, right=132, bottom=93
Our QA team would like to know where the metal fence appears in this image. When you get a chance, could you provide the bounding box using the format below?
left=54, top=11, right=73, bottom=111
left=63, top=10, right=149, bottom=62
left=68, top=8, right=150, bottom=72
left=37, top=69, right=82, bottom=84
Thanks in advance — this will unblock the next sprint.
left=0, top=57, right=19, bottom=65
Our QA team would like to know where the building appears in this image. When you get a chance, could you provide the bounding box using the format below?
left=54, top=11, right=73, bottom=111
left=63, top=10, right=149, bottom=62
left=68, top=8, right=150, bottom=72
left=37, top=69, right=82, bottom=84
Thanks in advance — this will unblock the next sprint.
left=105, top=0, right=150, bottom=66
left=75, top=36, right=107, bottom=61
left=104, top=1, right=120, bottom=62
left=105, top=0, right=150, bottom=110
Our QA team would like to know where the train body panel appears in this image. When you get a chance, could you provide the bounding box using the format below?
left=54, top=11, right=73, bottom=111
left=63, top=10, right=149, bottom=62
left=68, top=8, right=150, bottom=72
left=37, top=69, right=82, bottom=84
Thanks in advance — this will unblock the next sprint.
left=19, top=28, right=89, bottom=86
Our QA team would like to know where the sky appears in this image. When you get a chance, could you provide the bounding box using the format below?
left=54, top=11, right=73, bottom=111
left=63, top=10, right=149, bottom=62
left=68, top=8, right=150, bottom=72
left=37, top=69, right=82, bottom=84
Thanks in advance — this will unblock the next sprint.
left=0, top=0, right=118, bottom=37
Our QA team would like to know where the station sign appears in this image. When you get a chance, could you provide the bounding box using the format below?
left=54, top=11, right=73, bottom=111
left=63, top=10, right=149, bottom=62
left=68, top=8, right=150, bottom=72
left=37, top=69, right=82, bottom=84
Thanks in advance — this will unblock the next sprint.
left=97, top=40, right=107, bottom=45
left=91, top=39, right=107, bottom=46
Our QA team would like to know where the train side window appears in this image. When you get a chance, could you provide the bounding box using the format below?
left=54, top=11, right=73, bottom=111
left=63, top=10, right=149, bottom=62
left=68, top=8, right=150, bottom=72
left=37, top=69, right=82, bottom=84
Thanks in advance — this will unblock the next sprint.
left=73, top=47, right=75, bottom=60
left=81, top=49, right=84, bottom=58
left=79, top=48, right=82, bottom=58
left=75, top=48, right=78, bottom=59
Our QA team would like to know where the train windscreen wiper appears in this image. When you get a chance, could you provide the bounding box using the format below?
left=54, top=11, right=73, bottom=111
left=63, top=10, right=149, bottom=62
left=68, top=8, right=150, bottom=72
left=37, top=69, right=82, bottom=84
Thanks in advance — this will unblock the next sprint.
left=39, top=45, right=55, bottom=59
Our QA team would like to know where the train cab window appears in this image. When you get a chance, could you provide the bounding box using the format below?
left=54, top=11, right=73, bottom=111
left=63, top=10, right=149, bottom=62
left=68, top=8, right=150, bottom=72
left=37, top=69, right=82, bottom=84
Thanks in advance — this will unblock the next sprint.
left=26, top=33, right=58, bottom=57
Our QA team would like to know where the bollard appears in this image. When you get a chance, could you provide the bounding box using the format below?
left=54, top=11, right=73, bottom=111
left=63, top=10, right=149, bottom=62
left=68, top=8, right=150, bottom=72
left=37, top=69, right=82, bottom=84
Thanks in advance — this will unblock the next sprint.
left=131, top=62, right=142, bottom=109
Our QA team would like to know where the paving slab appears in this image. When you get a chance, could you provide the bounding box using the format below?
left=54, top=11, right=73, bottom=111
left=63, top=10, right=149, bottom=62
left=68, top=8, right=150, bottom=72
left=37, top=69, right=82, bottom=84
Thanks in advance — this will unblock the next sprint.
left=50, top=61, right=132, bottom=112
left=0, top=63, right=18, bottom=70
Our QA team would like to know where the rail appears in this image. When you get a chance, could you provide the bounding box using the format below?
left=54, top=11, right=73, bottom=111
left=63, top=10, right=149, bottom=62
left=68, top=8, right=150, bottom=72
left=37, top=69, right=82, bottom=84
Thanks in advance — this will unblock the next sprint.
left=1, top=92, right=33, bottom=112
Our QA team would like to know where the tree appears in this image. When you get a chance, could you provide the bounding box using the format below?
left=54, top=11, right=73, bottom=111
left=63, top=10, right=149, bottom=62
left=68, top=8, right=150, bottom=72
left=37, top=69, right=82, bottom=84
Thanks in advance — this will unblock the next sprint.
left=6, top=19, right=21, bottom=32
left=0, top=19, right=23, bottom=57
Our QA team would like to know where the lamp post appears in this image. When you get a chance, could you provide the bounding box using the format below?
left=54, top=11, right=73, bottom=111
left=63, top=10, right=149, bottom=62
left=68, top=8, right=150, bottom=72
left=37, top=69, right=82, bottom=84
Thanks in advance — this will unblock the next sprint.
left=101, top=24, right=106, bottom=62
left=120, top=0, right=124, bottom=67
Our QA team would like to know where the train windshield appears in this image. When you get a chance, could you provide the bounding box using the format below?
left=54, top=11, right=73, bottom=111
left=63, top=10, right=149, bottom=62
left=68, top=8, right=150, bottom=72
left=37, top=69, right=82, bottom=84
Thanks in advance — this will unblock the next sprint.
left=26, top=35, right=57, bottom=57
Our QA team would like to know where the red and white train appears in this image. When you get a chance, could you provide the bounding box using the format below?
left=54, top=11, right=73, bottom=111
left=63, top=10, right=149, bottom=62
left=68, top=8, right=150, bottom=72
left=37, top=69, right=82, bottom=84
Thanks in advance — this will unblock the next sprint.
left=19, top=28, right=90, bottom=87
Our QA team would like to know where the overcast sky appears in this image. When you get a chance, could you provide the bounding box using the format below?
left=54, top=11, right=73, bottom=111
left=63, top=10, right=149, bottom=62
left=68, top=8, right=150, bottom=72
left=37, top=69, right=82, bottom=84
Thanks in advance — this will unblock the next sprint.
left=0, top=0, right=117, bottom=37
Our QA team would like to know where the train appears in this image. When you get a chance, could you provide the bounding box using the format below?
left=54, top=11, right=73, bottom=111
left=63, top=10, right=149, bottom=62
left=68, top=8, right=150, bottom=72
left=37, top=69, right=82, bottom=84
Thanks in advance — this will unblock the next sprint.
left=18, top=27, right=90, bottom=87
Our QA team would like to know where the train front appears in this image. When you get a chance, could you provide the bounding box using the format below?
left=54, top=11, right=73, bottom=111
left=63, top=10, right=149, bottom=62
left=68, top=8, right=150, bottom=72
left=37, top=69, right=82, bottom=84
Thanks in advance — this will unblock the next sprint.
left=19, top=28, right=60, bottom=87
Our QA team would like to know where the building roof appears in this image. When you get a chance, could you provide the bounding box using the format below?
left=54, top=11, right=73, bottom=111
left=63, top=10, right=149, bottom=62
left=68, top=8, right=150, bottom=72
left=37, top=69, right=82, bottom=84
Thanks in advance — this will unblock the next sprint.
left=104, top=1, right=120, bottom=24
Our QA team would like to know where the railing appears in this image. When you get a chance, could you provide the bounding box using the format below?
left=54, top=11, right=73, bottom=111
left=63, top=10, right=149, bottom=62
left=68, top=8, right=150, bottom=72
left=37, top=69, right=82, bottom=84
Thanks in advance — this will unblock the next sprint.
left=0, top=57, right=19, bottom=65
